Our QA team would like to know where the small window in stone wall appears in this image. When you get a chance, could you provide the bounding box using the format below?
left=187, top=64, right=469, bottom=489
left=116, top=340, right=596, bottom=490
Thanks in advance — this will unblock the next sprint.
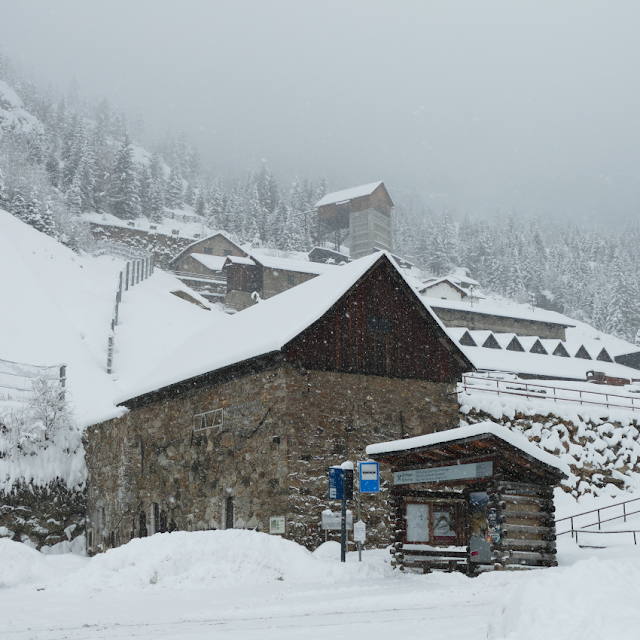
left=224, top=249, right=233, bottom=256
left=203, top=247, right=213, bottom=255
left=194, top=408, right=224, bottom=432
left=287, top=274, right=295, bottom=286
left=139, top=511, right=148, bottom=537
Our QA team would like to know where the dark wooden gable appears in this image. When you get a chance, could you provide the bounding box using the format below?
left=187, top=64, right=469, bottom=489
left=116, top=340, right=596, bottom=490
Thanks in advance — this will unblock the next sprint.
left=553, top=342, right=570, bottom=357
left=530, top=339, right=548, bottom=355
left=507, top=336, right=525, bottom=352
left=282, top=256, right=472, bottom=382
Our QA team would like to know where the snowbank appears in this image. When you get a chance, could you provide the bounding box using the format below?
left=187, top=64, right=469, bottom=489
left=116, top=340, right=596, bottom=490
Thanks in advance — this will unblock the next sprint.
left=488, top=549, right=640, bottom=640
left=3, top=530, right=390, bottom=592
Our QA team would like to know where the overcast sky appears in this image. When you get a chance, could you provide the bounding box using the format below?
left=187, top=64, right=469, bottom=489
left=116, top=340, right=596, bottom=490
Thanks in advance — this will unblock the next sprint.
left=1, top=0, right=639, bottom=221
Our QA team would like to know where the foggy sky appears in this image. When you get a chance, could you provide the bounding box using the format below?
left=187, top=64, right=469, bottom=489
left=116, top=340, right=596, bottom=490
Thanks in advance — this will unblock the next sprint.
left=1, top=0, right=639, bottom=222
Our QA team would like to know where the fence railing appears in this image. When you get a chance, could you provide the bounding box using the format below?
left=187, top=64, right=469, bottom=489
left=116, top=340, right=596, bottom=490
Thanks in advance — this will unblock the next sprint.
left=557, top=496, right=640, bottom=537
left=572, top=529, right=639, bottom=547
left=0, top=357, right=66, bottom=398
left=459, top=373, right=640, bottom=414
left=96, top=241, right=155, bottom=374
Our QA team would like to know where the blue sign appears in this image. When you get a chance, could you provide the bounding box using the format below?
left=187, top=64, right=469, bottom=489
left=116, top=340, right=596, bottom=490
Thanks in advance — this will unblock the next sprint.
left=329, top=466, right=344, bottom=500
left=359, top=461, right=380, bottom=493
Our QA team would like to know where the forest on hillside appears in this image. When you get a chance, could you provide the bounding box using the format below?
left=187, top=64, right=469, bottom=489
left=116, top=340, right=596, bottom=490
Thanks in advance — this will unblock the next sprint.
left=1, top=50, right=639, bottom=345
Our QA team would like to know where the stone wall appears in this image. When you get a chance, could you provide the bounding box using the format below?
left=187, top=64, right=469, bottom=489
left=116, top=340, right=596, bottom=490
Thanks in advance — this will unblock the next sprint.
left=84, top=364, right=459, bottom=554
left=90, top=224, right=193, bottom=269
left=430, top=306, right=569, bottom=340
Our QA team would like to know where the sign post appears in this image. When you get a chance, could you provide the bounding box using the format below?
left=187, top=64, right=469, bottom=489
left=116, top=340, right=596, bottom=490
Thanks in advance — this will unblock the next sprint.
left=356, top=461, right=380, bottom=562
left=329, top=463, right=353, bottom=562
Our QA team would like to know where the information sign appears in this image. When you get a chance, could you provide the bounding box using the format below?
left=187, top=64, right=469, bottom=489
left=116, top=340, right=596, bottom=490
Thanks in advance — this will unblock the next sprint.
left=329, top=466, right=343, bottom=500
left=269, top=516, right=286, bottom=535
left=394, top=461, right=493, bottom=485
left=354, top=520, right=366, bottom=542
left=329, top=466, right=353, bottom=500
left=321, top=510, right=353, bottom=530
left=359, top=461, right=380, bottom=493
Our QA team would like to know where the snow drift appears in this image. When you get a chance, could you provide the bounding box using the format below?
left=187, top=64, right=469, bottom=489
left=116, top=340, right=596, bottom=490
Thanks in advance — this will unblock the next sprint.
left=1, top=530, right=389, bottom=592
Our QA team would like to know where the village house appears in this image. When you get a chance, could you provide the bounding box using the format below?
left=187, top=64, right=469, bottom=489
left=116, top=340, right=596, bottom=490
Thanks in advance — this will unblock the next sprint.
left=223, top=253, right=337, bottom=311
left=167, top=232, right=249, bottom=303
left=419, top=277, right=471, bottom=303
left=84, top=253, right=474, bottom=554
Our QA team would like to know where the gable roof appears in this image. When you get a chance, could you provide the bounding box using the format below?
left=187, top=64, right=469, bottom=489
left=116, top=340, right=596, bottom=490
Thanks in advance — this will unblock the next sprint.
left=118, top=252, right=473, bottom=408
left=315, top=181, right=387, bottom=207
left=418, top=277, right=468, bottom=298
left=168, top=232, right=246, bottom=266
left=366, top=422, right=570, bottom=478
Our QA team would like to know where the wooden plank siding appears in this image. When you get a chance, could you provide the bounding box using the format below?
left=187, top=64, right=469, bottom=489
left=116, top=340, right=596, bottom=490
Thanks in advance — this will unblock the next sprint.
left=283, top=258, right=470, bottom=382
left=317, top=183, right=394, bottom=223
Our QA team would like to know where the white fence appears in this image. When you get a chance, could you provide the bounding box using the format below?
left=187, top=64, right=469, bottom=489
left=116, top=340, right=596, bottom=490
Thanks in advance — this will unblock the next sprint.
left=459, top=373, right=640, bottom=414
left=0, top=358, right=66, bottom=399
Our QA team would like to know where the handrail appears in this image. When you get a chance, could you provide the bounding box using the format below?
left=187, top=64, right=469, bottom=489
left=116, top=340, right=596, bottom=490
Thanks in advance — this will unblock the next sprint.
left=460, top=373, right=640, bottom=413
left=557, top=496, right=640, bottom=537
left=573, top=529, right=639, bottom=546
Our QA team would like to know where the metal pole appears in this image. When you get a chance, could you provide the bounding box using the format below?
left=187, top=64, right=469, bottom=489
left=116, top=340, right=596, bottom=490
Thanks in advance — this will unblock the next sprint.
left=341, top=474, right=347, bottom=563
left=357, top=465, right=362, bottom=562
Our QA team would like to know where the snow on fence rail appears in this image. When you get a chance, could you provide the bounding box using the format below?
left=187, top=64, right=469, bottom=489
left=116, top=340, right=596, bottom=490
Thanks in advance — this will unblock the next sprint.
left=460, top=373, right=640, bottom=414
left=0, top=357, right=66, bottom=398
left=97, top=242, right=155, bottom=374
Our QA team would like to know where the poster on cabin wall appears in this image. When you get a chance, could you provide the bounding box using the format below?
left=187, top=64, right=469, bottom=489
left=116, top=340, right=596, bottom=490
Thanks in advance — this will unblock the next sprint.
left=433, top=508, right=456, bottom=543
left=469, top=492, right=492, bottom=563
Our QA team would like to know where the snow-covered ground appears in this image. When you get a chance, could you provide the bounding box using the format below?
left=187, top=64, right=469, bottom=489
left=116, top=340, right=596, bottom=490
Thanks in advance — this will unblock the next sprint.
left=2, top=494, right=639, bottom=640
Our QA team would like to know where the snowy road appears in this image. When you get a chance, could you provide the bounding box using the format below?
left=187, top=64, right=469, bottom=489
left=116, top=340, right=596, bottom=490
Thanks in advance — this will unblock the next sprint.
left=2, top=577, right=498, bottom=640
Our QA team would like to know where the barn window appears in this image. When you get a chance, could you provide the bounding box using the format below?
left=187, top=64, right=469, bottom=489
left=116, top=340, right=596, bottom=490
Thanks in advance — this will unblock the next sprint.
left=139, top=511, right=148, bottom=537
left=287, top=274, right=295, bottom=286
left=203, top=247, right=213, bottom=255
left=367, top=317, right=391, bottom=333
left=194, top=408, right=224, bottom=432
left=224, top=250, right=233, bottom=256
left=226, top=496, right=234, bottom=529
left=153, top=503, right=160, bottom=534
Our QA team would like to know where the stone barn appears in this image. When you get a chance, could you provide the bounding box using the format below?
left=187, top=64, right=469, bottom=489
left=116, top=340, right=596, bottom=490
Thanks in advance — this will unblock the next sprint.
left=84, top=252, right=474, bottom=554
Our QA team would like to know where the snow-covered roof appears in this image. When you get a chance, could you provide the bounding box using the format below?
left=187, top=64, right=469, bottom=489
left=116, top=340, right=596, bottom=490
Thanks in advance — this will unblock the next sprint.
left=366, top=421, right=570, bottom=475
left=449, top=329, right=640, bottom=381
left=190, top=254, right=228, bottom=271
left=419, top=277, right=468, bottom=296
left=169, top=232, right=245, bottom=264
left=251, top=254, right=337, bottom=275
left=224, top=256, right=256, bottom=266
left=315, top=181, right=384, bottom=207
left=427, top=297, right=575, bottom=327
left=118, top=252, right=464, bottom=405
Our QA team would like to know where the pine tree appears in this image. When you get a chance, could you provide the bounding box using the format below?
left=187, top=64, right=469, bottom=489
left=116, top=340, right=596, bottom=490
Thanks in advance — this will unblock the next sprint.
left=40, top=198, right=57, bottom=237
left=11, top=187, right=27, bottom=221
left=138, top=164, right=152, bottom=218
left=148, top=178, right=165, bottom=223
left=109, top=134, right=140, bottom=220
left=165, top=167, right=183, bottom=210
left=0, top=168, right=8, bottom=211
left=25, top=189, right=45, bottom=231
